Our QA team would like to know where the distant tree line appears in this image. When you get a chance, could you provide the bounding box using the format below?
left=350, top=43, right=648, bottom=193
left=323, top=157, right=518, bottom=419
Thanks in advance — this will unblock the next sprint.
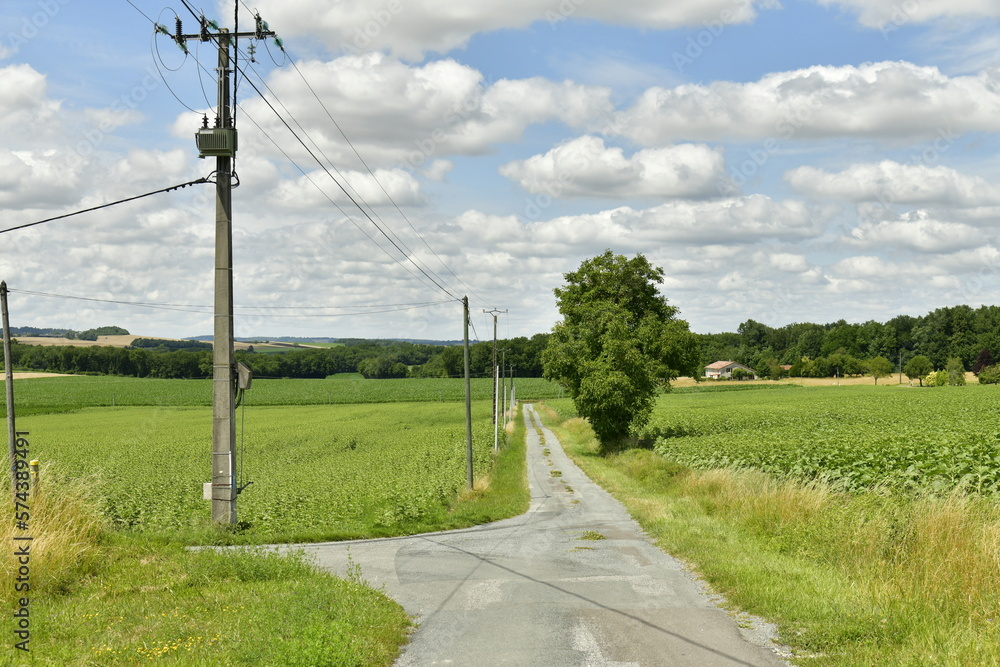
left=3, top=335, right=551, bottom=380
left=697, top=305, right=1000, bottom=378
left=130, top=338, right=213, bottom=353
left=6, top=342, right=209, bottom=378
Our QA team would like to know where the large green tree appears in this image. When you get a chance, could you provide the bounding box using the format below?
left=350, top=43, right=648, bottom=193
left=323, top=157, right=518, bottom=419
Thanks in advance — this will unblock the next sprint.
left=542, top=251, right=698, bottom=450
left=865, top=356, right=893, bottom=385
left=904, top=354, right=934, bottom=386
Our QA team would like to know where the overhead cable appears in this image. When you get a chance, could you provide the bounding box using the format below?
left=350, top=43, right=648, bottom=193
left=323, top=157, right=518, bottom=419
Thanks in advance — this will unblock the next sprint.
left=8, top=288, right=454, bottom=318
left=285, top=54, right=488, bottom=305
left=232, top=68, right=462, bottom=301
left=0, top=178, right=210, bottom=235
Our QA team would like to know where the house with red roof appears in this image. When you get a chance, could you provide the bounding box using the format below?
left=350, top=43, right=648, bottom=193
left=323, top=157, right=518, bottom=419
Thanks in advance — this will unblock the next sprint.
left=704, top=360, right=756, bottom=379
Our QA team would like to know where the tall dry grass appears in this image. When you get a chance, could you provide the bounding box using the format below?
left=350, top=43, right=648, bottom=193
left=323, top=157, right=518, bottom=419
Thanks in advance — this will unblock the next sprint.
left=0, top=464, right=106, bottom=607
left=671, top=466, right=1000, bottom=660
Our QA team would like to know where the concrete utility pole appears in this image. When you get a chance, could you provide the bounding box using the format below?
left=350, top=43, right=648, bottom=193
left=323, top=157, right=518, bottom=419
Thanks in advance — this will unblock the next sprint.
left=211, top=31, right=237, bottom=524
left=2, top=281, right=16, bottom=494
left=170, top=10, right=275, bottom=524
left=463, top=297, right=473, bottom=489
left=482, top=308, right=507, bottom=424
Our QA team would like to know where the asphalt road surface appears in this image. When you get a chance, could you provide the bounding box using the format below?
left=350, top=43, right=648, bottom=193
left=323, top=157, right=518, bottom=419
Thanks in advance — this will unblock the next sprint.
left=299, top=404, right=792, bottom=666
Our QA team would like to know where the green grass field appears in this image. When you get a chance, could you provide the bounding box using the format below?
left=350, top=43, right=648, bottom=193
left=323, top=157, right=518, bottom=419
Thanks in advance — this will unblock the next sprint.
left=4, top=375, right=563, bottom=416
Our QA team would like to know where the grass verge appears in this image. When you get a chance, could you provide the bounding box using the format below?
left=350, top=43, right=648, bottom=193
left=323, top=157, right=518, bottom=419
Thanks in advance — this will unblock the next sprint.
left=1, top=466, right=411, bottom=665
left=536, top=402, right=1000, bottom=666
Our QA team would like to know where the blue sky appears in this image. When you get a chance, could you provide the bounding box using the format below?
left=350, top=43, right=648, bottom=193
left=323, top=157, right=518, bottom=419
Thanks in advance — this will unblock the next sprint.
left=2, top=0, right=1000, bottom=341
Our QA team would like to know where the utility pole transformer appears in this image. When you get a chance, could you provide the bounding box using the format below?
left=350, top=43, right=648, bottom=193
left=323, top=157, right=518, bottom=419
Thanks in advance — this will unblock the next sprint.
left=169, top=10, right=275, bottom=524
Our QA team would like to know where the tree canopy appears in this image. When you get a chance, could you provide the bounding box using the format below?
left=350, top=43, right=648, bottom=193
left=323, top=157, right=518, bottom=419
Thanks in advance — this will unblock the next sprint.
left=542, top=251, right=698, bottom=450
left=866, top=356, right=893, bottom=384
left=904, top=355, right=933, bottom=386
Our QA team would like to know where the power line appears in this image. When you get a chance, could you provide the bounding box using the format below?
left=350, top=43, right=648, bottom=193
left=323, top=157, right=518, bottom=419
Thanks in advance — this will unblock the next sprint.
left=283, top=54, right=489, bottom=305
left=8, top=288, right=454, bottom=318
left=218, top=26, right=468, bottom=303
left=0, top=178, right=210, bottom=235
left=133, top=6, right=456, bottom=304
left=231, top=63, right=462, bottom=301
left=174, top=26, right=461, bottom=303
left=9, top=289, right=213, bottom=315
left=123, top=0, right=155, bottom=23
left=130, top=5, right=473, bottom=307
left=233, top=107, right=448, bottom=295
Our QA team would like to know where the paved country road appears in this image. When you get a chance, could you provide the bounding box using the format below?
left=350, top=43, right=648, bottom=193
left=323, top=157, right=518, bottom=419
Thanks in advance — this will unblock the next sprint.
left=298, top=404, right=792, bottom=666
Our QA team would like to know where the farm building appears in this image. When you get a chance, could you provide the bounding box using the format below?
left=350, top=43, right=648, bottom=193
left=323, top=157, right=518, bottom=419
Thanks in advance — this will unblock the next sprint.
left=704, top=361, right=756, bottom=379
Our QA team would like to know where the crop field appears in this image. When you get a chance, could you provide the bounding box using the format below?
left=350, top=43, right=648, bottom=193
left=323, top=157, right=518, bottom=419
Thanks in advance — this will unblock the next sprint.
left=3, top=375, right=563, bottom=416
left=644, top=385, right=1000, bottom=495
left=24, top=399, right=500, bottom=538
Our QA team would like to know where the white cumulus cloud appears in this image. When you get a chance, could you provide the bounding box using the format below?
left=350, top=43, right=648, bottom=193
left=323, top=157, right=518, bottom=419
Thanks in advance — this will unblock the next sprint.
left=615, top=61, right=1000, bottom=144
left=785, top=161, right=1000, bottom=207
left=813, top=0, right=1000, bottom=28
left=238, top=54, right=613, bottom=169
left=499, top=136, right=725, bottom=199
left=247, top=0, right=775, bottom=60
left=848, top=210, right=986, bottom=253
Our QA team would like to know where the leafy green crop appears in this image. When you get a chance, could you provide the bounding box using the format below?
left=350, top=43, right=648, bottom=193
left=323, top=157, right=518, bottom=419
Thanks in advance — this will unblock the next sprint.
left=645, top=385, right=1000, bottom=496
left=25, top=401, right=500, bottom=539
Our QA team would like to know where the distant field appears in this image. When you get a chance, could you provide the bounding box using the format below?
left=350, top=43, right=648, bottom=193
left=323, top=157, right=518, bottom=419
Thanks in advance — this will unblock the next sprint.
left=670, top=374, right=965, bottom=388
left=3, top=375, right=563, bottom=416
left=13, top=334, right=256, bottom=351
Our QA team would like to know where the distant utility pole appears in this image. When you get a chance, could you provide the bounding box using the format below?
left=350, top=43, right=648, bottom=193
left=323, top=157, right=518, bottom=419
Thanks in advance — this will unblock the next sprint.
left=500, top=349, right=507, bottom=424
left=500, top=348, right=511, bottom=425
left=168, top=9, right=276, bottom=524
left=482, top=308, right=507, bottom=424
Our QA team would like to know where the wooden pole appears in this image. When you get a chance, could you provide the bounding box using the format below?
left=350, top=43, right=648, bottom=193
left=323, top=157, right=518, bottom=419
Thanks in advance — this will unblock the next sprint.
left=2, top=281, right=16, bottom=494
